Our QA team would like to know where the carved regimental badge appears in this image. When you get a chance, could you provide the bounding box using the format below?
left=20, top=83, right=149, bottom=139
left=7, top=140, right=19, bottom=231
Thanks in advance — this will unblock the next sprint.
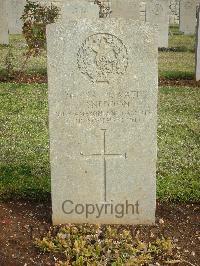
left=77, top=33, right=128, bottom=83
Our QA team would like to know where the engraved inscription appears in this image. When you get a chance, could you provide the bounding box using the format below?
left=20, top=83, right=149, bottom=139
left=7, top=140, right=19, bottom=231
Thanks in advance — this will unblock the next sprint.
left=77, top=33, right=128, bottom=83
left=56, top=90, right=152, bottom=125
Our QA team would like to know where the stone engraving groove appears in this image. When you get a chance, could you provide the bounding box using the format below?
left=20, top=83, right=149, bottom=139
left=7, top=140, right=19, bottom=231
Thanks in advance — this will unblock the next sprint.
left=80, top=129, right=127, bottom=201
left=77, top=33, right=128, bottom=83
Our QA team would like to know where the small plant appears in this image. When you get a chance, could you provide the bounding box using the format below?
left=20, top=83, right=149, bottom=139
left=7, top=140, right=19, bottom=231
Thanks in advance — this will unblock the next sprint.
left=21, top=0, right=60, bottom=57
left=5, top=48, right=15, bottom=78
left=35, top=224, right=180, bottom=265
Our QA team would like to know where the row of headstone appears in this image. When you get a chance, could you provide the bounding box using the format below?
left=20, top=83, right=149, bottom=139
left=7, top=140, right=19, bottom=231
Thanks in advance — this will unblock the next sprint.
left=140, top=0, right=200, bottom=36
left=101, top=0, right=169, bottom=48
left=1, top=0, right=200, bottom=42
left=0, top=0, right=169, bottom=48
left=47, top=0, right=158, bottom=225
left=196, top=5, right=200, bottom=81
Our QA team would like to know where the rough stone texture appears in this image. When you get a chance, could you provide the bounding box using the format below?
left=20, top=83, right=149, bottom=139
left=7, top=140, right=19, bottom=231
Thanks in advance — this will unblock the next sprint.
left=111, top=0, right=140, bottom=19
left=180, top=0, right=200, bottom=35
left=169, top=0, right=179, bottom=25
left=196, top=6, right=200, bottom=81
left=146, top=0, right=170, bottom=48
left=0, top=0, right=9, bottom=44
left=47, top=19, right=158, bottom=225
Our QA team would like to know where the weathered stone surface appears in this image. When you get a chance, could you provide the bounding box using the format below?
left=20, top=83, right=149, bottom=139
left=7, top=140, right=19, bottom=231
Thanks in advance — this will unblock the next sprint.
left=111, top=0, right=140, bottom=19
left=196, top=6, right=200, bottom=81
left=47, top=19, right=158, bottom=225
left=0, top=0, right=9, bottom=44
left=145, top=0, right=169, bottom=48
left=60, top=0, right=99, bottom=19
left=180, top=0, right=200, bottom=35
left=8, top=0, right=26, bottom=34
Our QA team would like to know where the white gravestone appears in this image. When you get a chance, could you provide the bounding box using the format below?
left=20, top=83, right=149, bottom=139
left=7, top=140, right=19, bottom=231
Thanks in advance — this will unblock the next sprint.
left=111, top=0, right=140, bottom=19
left=0, top=0, right=9, bottom=44
left=180, top=0, right=200, bottom=35
left=48, top=19, right=158, bottom=225
left=196, top=6, right=200, bottom=81
left=145, top=0, right=169, bottom=48
left=58, top=0, right=99, bottom=20
left=8, top=0, right=26, bottom=34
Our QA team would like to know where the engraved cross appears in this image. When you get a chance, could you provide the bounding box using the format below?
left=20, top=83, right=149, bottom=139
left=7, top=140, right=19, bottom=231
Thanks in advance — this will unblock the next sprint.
left=80, top=129, right=127, bottom=202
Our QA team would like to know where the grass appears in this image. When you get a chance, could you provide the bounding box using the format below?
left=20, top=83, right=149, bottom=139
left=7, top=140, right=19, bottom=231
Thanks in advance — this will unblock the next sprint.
left=0, top=83, right=199, bottom=202
left=0, top=29, right=196, bottom=80
left=0, top=35, right=46, bottom=76
left=0, top=83, right=50, bottom=201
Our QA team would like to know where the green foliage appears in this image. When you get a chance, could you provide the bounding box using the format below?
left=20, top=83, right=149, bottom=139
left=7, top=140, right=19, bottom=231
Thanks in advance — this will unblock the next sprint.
left=157, top=87, right=200, bottom=202
left=160, top=70, right=194, bottom=80
left=21, top=0, right=60, bottom=56
left=5, top=48, right=15, bottom=78
left=35, top=225, right=177, bottom=265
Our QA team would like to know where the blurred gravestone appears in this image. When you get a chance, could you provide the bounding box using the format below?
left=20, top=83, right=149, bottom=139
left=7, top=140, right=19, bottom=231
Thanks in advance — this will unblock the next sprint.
left=146, top=0, right=169, bottom=48
left=180, top=0, right=200, bottom=35
left=196, top=5, right=200, bottom=81
left=60, top=0, right=99, bottom=19
left=169, top=0, right=179, bottom=25
left=48, top=1, right=158, bottom=225
left=111, top=0, right=140, bottom=19
left=8, top=0, right=26, bottom=34
left=0, top=0, right=9, bottom=44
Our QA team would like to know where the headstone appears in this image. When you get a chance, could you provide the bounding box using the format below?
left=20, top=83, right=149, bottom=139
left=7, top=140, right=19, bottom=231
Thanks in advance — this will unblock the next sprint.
left=8, top=0, right=26, bottom=34
left=48, top=17, right=158, bottom=225
left=59, top=0, right=99, bottom=19
left=0, top=0, right=9, bottom=44
left=180, top=0, right=200, bottom=35
left=145, top=0, right=170, bottom=48
left=196, top=6, right=200, bottom=81
left=169, top=0, right=179, bottom=25
left=111, top=0, right=140, bottom=19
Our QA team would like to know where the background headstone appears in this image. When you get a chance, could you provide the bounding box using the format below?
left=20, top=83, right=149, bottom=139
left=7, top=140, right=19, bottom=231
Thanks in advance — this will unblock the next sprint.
left=0, top=0, right=9, bottom=44
left=196, top=5, right=200, bottom=81
left=111, top=0, right=140, bottom=19
left=8, top=0, right=26, bottom=34
left=48, top=19, right=158, bottom=225
left=145, top=0, right=170, bottom=48
left=180, top=0, right=200, bottom=35
left=60, top=0, right=99, bottom=20
left=169, top=0, right=179, bottom=25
